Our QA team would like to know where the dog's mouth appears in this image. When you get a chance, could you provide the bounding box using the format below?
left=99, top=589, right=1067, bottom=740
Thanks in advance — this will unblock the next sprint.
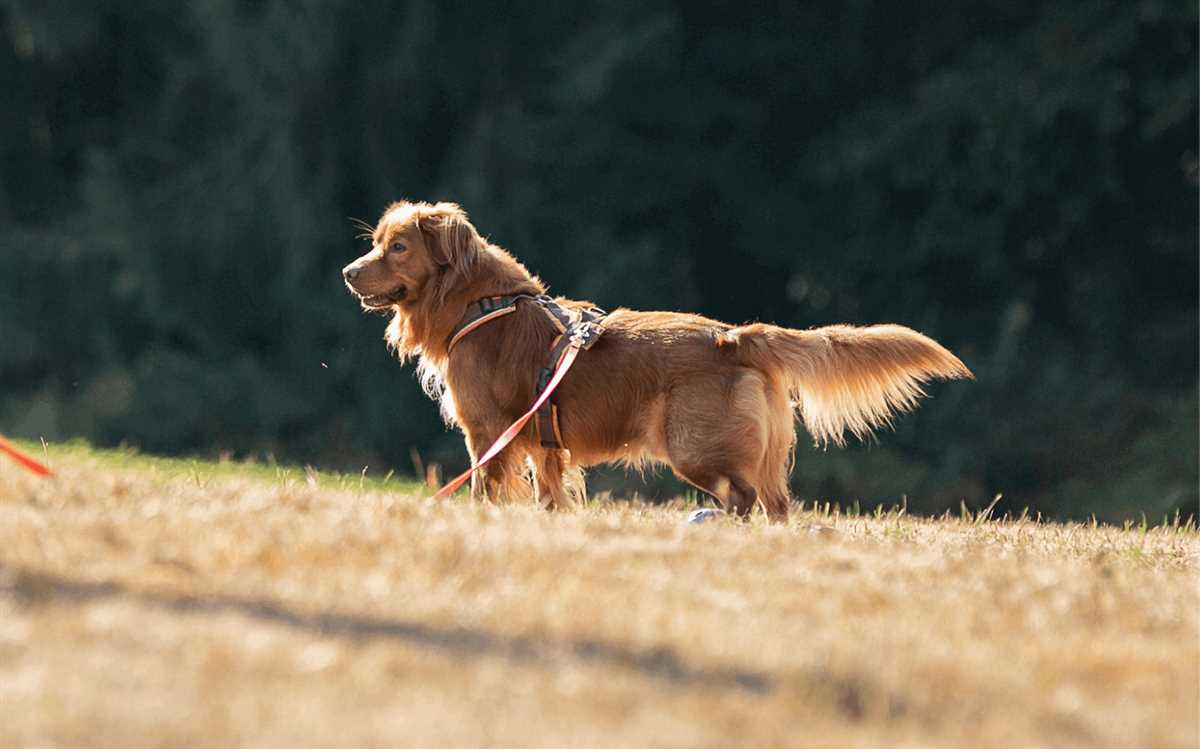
left=356, top=286, right=407, bottom=308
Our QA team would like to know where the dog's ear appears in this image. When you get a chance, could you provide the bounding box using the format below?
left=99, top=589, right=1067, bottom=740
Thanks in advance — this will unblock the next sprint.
left=418, top=203, right=482, bottom=274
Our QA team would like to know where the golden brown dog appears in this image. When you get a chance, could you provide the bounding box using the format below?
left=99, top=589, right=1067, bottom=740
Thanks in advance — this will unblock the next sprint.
left=343, top=200, right=971, bottom=521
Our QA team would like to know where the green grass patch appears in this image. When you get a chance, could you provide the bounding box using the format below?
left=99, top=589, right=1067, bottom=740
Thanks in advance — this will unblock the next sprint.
left=5, top=437, right=426, bottom=495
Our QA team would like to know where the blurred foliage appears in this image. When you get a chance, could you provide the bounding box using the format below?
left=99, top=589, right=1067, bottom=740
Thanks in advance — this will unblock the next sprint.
left=0, top=0, right=1195, bottom=521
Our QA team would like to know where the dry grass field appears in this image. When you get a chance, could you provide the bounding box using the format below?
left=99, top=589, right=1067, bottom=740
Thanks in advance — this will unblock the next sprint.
left=0, top=441, right=1196, bottom=748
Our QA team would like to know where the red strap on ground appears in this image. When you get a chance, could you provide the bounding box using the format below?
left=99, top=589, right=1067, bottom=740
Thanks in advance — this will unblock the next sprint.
left=435, top=344, right=581, bottom=499
left=0, top=435, right=53, bottom=477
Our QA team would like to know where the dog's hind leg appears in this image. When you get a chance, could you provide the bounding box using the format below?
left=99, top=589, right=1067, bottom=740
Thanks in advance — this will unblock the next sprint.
left=664, top=370, right=770, bottom=520
left=758, top=483, right=791, bottom=523
left=672, top=468, right=759, bottom=519
left=755, top=379, right=796, bottom=523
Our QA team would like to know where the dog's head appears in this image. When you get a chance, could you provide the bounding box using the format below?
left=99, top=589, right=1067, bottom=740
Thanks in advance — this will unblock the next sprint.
left=343, top=201, right=482, bottom=310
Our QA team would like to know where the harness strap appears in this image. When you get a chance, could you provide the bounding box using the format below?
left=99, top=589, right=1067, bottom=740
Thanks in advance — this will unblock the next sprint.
left=532, top=303, right=605, bottom=448
left=446, top=294, right=533, bottom=353
left=444, top=293, right=607, bottom=453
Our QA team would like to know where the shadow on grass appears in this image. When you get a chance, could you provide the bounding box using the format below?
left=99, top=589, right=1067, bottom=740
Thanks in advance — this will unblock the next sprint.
left=0, top=564, right=772, bottom=695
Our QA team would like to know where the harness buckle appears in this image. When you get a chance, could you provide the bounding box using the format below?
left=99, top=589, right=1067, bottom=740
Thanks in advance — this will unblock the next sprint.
left=569, top=321, right=603, bottom=350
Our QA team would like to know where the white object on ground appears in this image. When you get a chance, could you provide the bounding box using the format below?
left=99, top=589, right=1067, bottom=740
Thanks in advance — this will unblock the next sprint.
left=687, top=508, right=725, bottom=524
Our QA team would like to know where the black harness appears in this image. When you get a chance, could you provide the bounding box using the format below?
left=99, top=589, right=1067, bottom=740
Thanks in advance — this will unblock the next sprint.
left=446, top=294, right=606, bottom=450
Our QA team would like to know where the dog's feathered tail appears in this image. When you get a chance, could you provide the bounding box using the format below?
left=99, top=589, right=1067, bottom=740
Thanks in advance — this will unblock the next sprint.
left=727, top=323, right=972, bottom=446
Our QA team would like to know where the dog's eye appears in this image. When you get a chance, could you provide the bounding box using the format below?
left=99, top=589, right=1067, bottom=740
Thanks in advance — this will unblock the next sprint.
left=390, top=241, right=406, bottom=254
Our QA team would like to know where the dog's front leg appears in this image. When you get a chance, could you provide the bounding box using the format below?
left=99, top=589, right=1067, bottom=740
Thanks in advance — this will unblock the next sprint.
left=462, top=425, right=525, bottom=504
left=469, top=470, right=484, bottom=503
left=531, top=449, right=571, bottom=511
left=476, top=452, right=525, bottom=504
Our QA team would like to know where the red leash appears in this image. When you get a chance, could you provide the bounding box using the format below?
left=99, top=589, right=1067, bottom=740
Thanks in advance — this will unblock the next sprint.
left=435, top=343, right=582, bottom=499
left=0, top=435, right=53, bottom=477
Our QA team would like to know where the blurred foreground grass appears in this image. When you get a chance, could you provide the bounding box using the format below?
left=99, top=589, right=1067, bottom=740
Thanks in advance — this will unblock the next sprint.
left=0, top=442, right=1196, bottom=748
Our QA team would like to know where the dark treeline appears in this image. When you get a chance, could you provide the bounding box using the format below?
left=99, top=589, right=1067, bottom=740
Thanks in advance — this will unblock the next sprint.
left=1, top=1, right=1195, bottom=521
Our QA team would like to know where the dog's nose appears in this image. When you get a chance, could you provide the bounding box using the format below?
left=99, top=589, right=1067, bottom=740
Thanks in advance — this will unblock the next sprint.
left=343, top=266, right=359, bottom=283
